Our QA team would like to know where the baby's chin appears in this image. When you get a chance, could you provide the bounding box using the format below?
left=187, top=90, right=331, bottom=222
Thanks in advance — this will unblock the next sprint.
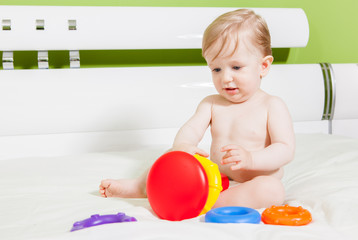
left=221, top=93, right=248, bottom=104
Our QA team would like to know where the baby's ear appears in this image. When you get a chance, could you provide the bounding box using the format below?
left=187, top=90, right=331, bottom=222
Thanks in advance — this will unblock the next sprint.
left=260, top=55, right=274, bottom=78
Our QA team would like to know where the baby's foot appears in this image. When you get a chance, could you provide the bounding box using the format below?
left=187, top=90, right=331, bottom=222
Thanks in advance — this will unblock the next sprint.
left=99, top=179, right=146, bottom=198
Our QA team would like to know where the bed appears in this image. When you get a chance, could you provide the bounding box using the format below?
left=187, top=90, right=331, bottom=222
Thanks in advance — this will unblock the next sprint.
left=1, top=6, right=358, bottom=240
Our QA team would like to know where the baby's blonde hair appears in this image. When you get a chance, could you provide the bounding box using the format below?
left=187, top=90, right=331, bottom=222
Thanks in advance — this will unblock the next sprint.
left=202, top=9, right=272, bottom=60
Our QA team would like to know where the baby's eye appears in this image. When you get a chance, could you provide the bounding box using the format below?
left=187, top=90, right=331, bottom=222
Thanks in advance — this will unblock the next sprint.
left=212, top=68, right=221, bottom=72
left=233, top=66, right=241, bottom=70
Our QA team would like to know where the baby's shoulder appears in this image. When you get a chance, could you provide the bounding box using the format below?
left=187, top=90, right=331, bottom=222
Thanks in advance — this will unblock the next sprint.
left=263, top=94, right=289, bottom=113
left=264, top=94, right=285, bottom=105
left=196, top=94, right=219, bottom=111
left=200, top=94, right=223, bottom=104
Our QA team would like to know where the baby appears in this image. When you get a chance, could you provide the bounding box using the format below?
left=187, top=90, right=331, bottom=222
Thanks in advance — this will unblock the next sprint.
left=99, top=9, right=295, bottom=209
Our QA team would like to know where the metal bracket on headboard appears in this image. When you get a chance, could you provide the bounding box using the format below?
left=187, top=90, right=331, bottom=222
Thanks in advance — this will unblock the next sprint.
left=1, top=19, right=11, bottom=31
left=38, top=51, right=49, bottom=69
left=70, top=50, right=80, bottom=68
left=320, top=63, right=336, bottom=133
left=2, top=51, right=14, bottom=70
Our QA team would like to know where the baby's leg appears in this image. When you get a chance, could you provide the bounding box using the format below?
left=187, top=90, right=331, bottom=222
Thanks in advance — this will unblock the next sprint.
left=214, top=176, right=284, bottom=209
left=99, top=169, right=148, bottom=198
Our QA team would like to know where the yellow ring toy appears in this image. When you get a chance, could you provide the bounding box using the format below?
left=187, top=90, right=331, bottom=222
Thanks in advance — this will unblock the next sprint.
left=194, top=155, right=222, bottom=215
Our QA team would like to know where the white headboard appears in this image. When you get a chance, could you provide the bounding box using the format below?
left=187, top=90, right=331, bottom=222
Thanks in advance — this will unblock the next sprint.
left=0, top=6, right=357, bottom=160
left=0, top=6, right=309, bottom=51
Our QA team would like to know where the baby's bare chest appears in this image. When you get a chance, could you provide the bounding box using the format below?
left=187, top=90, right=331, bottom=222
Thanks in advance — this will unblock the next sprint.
left=211, top=104, right=269, bottom=145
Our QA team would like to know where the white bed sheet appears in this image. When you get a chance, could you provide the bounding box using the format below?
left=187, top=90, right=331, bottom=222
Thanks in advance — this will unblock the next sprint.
left=1, top=133, right=358, bottom=240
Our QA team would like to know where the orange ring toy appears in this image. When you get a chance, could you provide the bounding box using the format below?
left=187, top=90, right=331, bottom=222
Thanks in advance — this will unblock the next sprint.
left=261, top=205, right=312, bottom=226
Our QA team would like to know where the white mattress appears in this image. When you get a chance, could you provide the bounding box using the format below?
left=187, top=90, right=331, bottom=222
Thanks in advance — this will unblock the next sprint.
left=1, top=133, right=357, bottom=240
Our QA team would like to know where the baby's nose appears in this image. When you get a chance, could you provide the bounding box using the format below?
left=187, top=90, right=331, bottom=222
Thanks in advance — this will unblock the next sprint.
left=222, top=71, right=234, bottom=83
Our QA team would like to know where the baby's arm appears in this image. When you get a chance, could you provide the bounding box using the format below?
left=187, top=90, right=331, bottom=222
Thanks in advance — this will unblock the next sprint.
left=251, top=96, right=295, bottom=170
left=222, top=97, right=295, bottom=171
left=171, top=96, right=213, bottom=157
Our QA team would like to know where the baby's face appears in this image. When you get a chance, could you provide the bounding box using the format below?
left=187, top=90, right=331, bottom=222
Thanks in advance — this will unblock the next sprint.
left=205, top=38, right=264, bottom=103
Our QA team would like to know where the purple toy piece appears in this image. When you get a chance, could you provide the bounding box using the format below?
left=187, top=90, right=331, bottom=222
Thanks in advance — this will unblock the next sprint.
left=71, top=212, right=137, bottom=232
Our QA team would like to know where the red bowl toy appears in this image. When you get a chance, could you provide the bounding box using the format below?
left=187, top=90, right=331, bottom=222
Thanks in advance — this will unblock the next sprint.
left=147, top=151, right=223, bottom=221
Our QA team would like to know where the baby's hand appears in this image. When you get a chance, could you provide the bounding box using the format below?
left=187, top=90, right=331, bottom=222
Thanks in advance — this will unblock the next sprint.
left=171, top=143, right=209, bottom=158
left=221, top=145, right=253, bottom=170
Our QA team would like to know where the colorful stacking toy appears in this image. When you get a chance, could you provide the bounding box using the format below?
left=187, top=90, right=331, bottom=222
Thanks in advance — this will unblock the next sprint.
left=261, top=205, right=312, bottom=226
left=71, top=213, right=137, bottom=231
left=205, top=206, right=261, bottom=224
left=146, top=151, right=313, bottom=225
left=146, top=151, right=222, bottom=221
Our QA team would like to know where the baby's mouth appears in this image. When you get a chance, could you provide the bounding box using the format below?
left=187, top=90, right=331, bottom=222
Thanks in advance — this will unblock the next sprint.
left=224, top=88, right=239, bottom=95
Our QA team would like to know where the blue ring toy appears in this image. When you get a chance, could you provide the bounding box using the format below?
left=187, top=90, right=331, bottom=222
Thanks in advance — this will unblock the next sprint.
left=205, top=206, right=261, bottom=224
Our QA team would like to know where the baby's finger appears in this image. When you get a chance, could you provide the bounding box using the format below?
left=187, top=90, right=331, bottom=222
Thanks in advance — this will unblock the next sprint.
left=222, top=149, right=241, bottom=160
left=195, top=147, right=209, bottom=158
left=221, top=156, right=240, bottom=165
